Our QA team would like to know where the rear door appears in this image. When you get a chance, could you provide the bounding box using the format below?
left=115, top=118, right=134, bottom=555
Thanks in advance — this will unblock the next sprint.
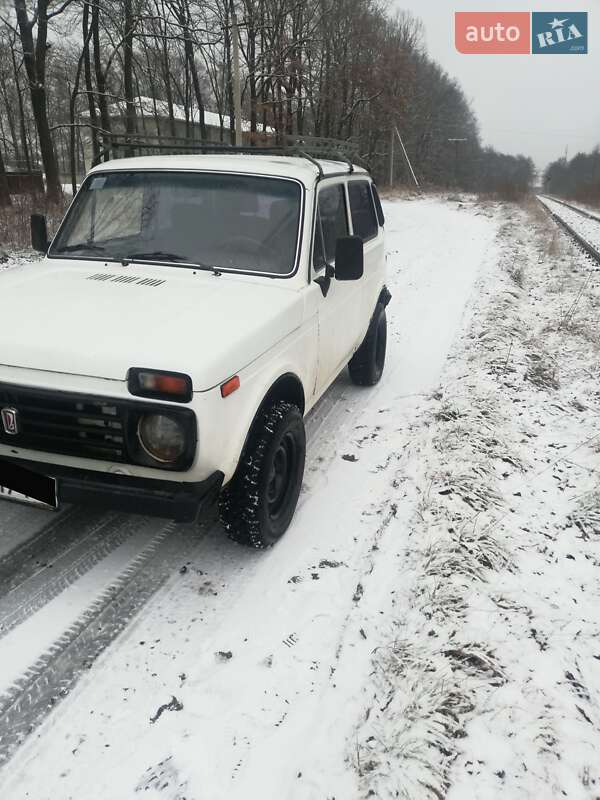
left=312, top=181, right=362, bottom=391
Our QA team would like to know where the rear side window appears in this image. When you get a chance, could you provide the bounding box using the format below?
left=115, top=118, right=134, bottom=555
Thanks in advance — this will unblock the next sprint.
left=371, top=184, right=385, bottom=227
left=313, top=184, right=348, bottom=268
left=348, top=181, right=378, bottom=241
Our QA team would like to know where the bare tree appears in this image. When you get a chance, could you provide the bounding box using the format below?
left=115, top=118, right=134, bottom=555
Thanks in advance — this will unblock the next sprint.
left=167, top=0, right=207, bottom=140
left=123, top=0, right=138, bottom=148
left=0, top=0, right=536, bottom=201
left=82, top=0, right=99, bottom=163
left=0, top=141, right=11, bottom=206
left=10, top=32, right=32, bottom=169
left=92, top=0, right=112, bottom=153
left=13, top=0, right=67, bottom=201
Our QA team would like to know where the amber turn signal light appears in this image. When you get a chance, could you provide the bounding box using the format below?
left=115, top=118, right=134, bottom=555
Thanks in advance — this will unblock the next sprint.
left=128, top=368, right=193, bottom=403
left=220, top=375, right=240, bottom=398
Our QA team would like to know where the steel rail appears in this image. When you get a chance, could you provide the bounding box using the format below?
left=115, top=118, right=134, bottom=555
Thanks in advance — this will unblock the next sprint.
left=539, top=194, right=600, bottom=223
left=537, top=196, right=600, bottom=265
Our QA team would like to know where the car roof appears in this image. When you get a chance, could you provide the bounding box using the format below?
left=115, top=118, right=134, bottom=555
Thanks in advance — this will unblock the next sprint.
left=88, top=154, right=369, bottom=185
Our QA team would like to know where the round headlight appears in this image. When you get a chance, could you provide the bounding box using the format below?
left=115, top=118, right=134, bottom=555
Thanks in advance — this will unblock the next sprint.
left=137, top=414, right=186, bottom=463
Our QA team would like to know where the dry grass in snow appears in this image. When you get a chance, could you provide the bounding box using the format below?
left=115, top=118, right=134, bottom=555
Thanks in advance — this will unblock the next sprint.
left=0, top=195, right=67, bottom=254
left=353, top=197, right=600, bottom=799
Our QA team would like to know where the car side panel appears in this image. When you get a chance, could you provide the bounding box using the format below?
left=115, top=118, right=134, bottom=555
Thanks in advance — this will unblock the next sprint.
left=360, top=232, right=386, bottom=331
left=193, top=296, right=319, bottom=484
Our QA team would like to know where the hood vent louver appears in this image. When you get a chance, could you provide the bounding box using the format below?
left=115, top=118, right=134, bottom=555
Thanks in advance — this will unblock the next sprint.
left=137, top=277, right=166, bottom=287
left=87, top=273, right=166, bottom=287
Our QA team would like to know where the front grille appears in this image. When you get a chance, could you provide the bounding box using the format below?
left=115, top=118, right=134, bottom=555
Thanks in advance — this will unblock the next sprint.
left=0, top=384, right=127, bottom=463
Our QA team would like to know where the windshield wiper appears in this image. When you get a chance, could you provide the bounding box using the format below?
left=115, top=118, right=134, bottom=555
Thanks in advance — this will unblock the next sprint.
left=55, top=242, right=107, bottom=254
left=123, top=251, right=224, bottom=275
left=124, top=250, right=187, bottom=263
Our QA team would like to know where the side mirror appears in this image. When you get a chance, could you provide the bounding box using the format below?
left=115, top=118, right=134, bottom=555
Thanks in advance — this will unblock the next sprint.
left=31, top=213, right=49, bottom=253
left=334, top=235, right=363, bottom=281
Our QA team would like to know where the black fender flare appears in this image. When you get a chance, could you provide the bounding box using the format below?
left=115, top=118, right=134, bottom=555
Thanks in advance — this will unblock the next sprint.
left=378, top=285, right=392, bottom=309
left=233, top=372, right=306, bottom=477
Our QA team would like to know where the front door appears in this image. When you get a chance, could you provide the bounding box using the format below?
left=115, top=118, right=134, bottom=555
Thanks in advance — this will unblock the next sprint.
left=313, top=181, right=362, bottom=392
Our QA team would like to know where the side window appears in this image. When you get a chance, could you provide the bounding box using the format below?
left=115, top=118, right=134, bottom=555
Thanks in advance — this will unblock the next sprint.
left=313, top=215, right=326, bottom=269
left=348, top=180, right=378, bottom=242
left=371, top=184, right=385, bottom=227
left=313, top=184, right=348, bottom=269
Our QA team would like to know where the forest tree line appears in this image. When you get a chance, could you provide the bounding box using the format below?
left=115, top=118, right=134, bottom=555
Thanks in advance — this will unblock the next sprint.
left=0, top=0, right=535, bottom=208
left=544, top=148, right=600, bottom=206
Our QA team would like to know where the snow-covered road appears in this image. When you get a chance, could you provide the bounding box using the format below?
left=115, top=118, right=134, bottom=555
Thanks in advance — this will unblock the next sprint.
left=0, top=196, right=501, bottom=799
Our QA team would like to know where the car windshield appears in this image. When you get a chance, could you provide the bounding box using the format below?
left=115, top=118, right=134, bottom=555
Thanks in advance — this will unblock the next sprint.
left=50, top=170, right=302, bottom=276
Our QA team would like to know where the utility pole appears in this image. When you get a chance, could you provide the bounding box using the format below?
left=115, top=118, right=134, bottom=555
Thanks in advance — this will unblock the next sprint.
left=230, top=1, right=243, bottom=146
left=389, top=127, right=394, bottom=187
left=395, top=127, right=419, bottom=188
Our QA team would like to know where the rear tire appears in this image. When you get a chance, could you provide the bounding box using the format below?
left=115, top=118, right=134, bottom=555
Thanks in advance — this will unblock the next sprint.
left=348, top=304, right=387, bottom=386
left=218, top=400, right=306, bottom=548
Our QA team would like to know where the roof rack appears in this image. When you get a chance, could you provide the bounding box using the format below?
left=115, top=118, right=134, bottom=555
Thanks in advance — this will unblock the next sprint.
left=91, top=134, right=367, bottom=179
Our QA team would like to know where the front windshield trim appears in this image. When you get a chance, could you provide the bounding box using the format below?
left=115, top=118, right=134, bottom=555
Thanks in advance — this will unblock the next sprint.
left=47, top=169, right=306, bottom=280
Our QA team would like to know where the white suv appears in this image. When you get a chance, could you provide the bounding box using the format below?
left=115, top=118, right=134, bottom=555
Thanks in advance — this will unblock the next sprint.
left=0, top=154, right=389, bottom=547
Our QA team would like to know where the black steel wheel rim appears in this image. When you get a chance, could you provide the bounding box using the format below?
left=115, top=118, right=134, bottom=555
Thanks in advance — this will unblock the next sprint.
left=266, top=431, right=298, bottom=520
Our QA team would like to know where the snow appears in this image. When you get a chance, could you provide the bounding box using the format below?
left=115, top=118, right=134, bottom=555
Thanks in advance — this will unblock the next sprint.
left=0, top=252, right=39, bottom=273
left=0, top=499, right=64, bottom=561
left=0, top=516, right=169, bottom=695
left=0, top=195, right=598, bottom=799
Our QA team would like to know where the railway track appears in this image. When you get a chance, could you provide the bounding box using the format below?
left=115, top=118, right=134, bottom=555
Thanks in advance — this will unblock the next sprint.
left=539, top=194, right=600, bottom=223
left=538, top=194, right=600, bottom=264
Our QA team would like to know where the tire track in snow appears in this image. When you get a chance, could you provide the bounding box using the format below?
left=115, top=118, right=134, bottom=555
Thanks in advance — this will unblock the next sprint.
left=0, top=498, right=75, bottom=565
left=0, top=512, right=157, bottom=639
left=0, top=505, right=85, bottom=596
left=0, top=518, right=204, bottom=766
left=0, top=507, right=124, bottom=601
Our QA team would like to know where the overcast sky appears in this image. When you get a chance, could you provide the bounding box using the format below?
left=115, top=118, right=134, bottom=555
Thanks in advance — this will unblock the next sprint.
left=393, top=0, right=599, bottom=173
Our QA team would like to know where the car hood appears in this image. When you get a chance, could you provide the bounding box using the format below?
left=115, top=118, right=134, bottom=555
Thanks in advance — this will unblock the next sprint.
left=0, top=260, right=303, bottom=391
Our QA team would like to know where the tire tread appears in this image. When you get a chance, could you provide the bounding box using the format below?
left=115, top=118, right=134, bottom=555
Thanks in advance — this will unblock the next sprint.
left=218, top=400, right=304, bottom=548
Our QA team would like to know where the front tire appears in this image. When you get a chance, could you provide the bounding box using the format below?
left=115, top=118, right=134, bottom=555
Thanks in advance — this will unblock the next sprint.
left=348, top=304, right=387, bottom=386
left=218, top=400, right=306, bottom=548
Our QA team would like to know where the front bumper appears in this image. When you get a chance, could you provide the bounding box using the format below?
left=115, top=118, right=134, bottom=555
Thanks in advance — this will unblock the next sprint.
left=1, top=456, right=223, bottom=523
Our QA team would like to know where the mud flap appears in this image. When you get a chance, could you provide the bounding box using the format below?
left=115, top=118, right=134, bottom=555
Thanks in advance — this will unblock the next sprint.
left=379, top=285, right=392, bottom=308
